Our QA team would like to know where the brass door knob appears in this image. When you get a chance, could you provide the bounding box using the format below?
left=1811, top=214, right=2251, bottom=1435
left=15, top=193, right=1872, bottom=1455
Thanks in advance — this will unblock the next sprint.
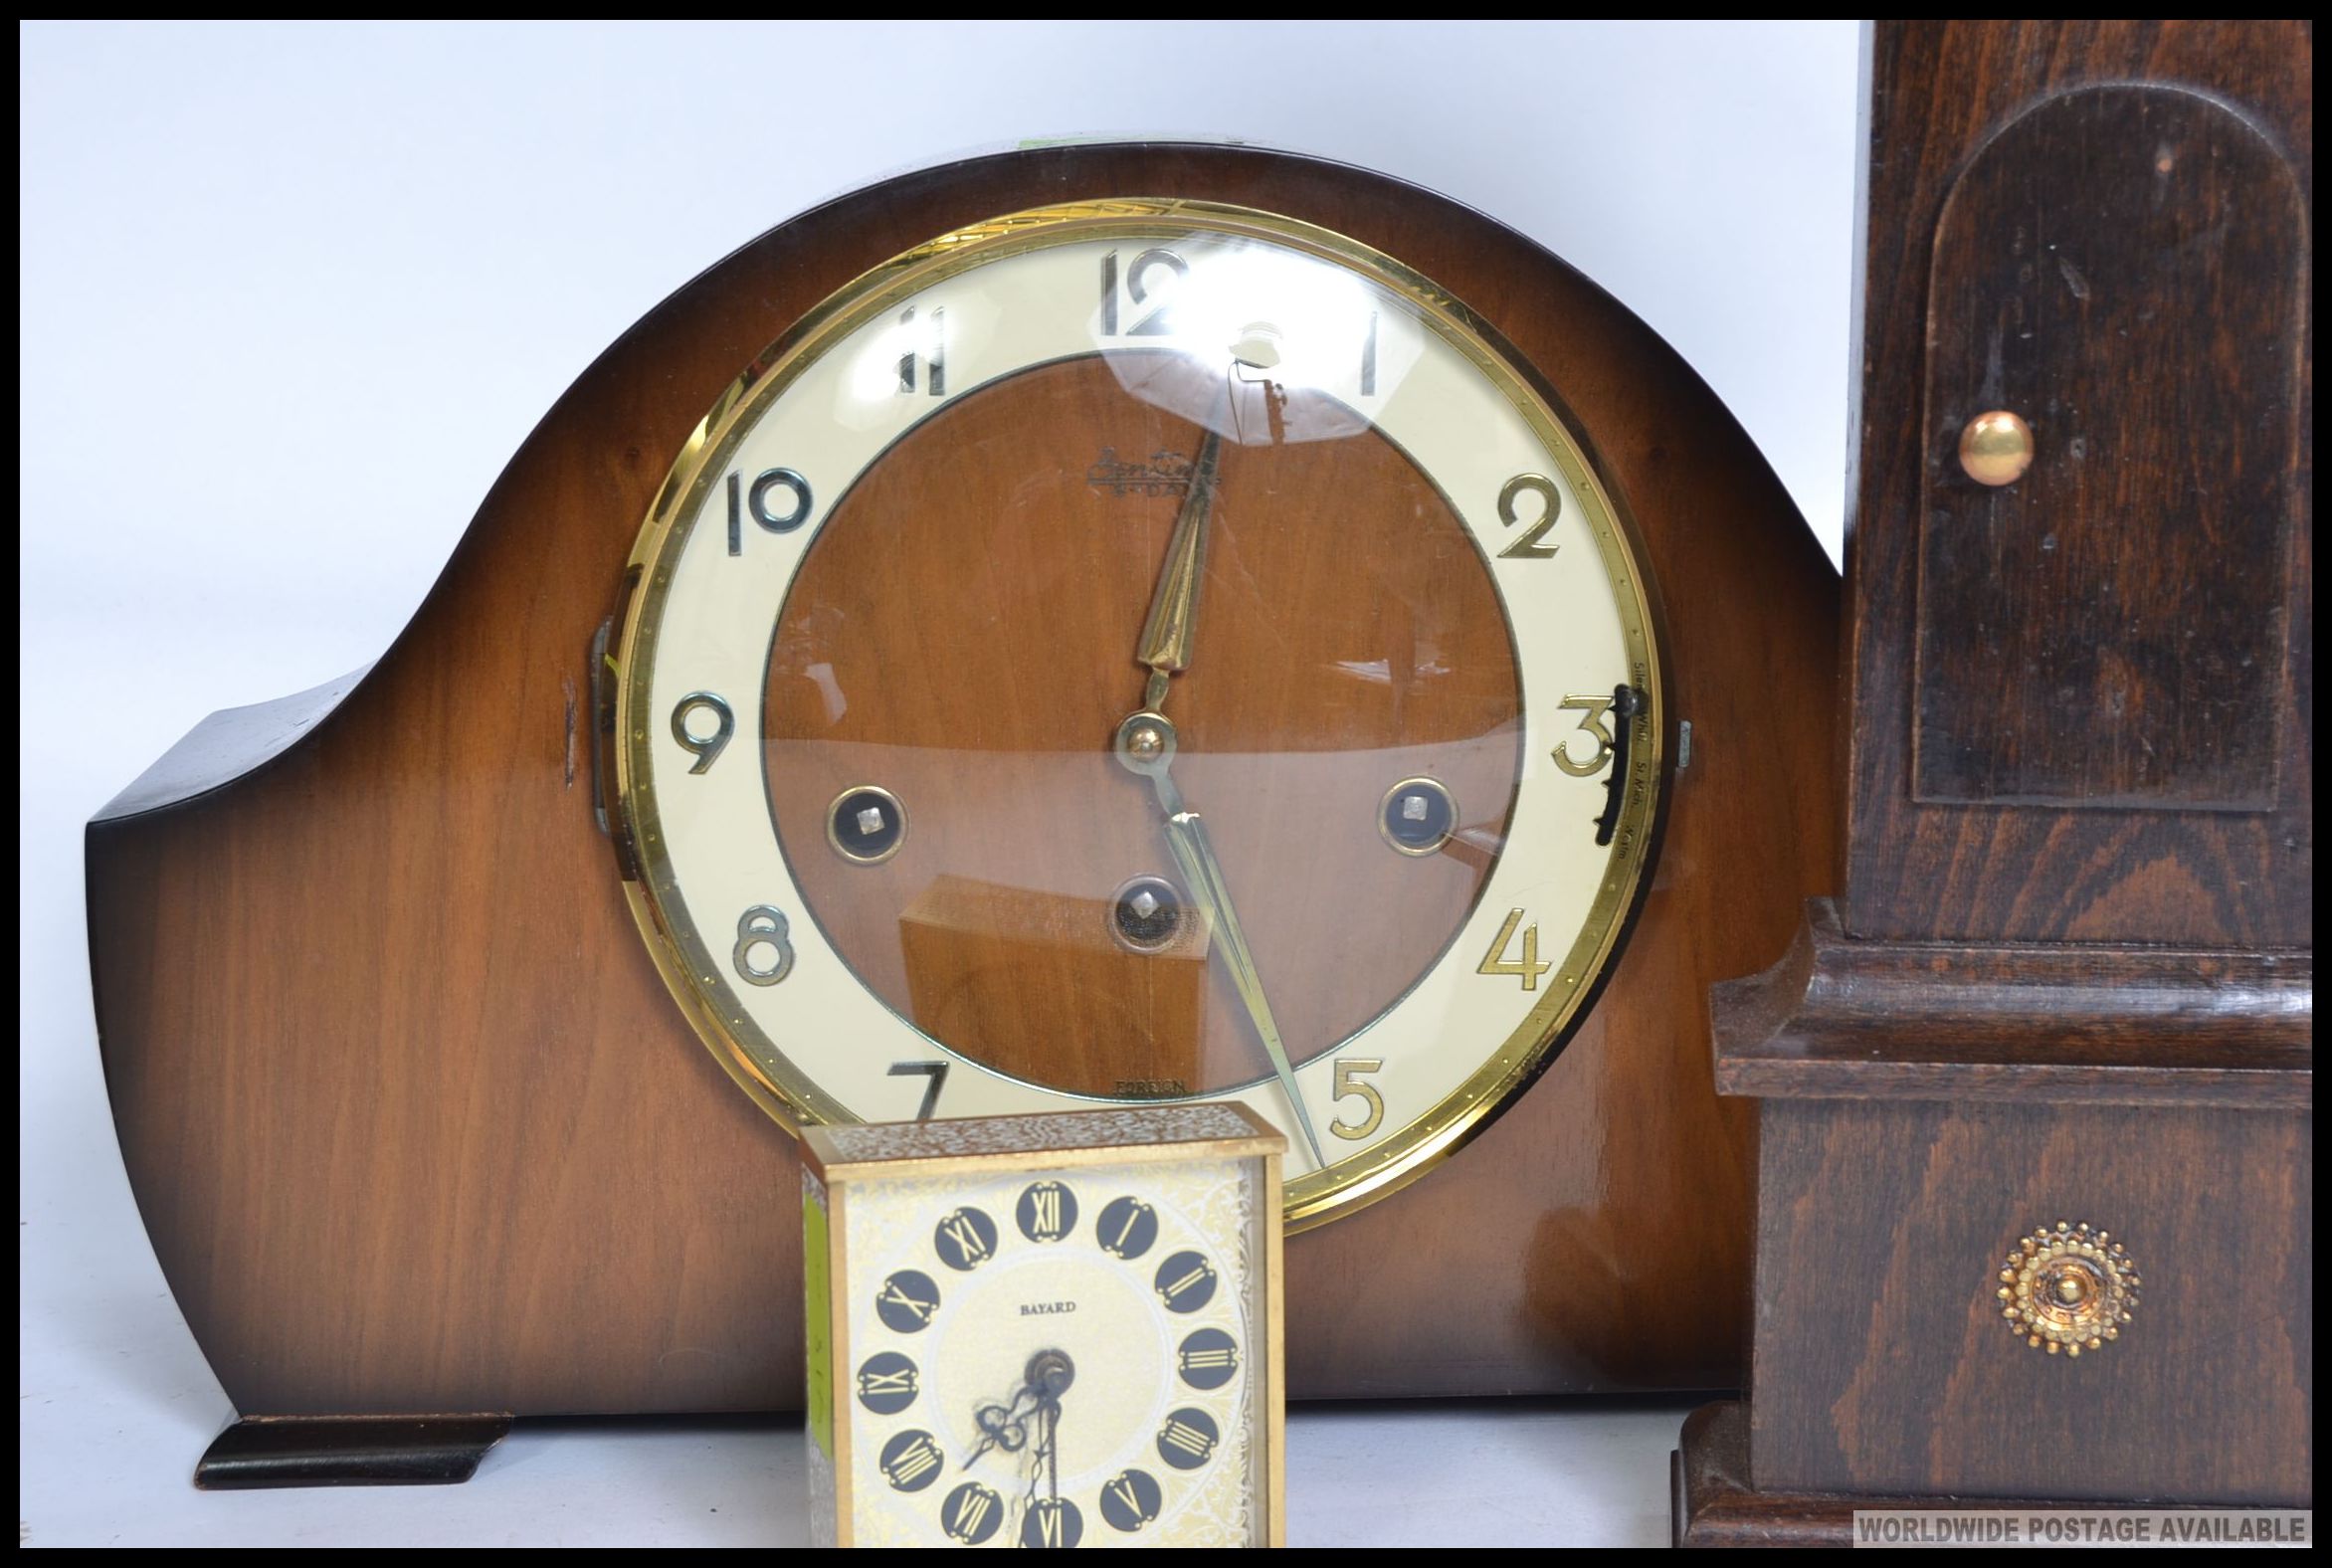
left=1959, top=409, right=2035, bottom=486
left=1997, top=1221, right=2140, bottom=1356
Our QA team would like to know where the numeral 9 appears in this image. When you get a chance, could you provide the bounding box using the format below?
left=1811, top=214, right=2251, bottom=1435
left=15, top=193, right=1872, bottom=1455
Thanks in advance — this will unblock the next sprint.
left=671, top=692, right=733, bottom=774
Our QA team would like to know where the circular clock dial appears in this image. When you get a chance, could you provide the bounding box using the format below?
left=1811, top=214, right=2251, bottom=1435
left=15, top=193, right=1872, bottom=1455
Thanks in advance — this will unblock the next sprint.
left=616, top=200, right=1664, bottom=1229
left=845, top=1163, right=1261, bottom=1547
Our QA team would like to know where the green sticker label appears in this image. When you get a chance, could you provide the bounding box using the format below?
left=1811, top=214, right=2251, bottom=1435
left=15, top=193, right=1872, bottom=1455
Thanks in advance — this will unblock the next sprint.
left=803, top=1183, right=834, bottom=1459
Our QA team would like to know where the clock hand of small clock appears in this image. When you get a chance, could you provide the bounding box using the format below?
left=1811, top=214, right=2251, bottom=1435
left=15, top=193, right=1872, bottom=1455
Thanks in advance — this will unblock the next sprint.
left=1112, top=711, right=1331, bottom=1169
left=1043, top=1397, right=1061, bottom=1508
left=1132, top=427, right=1223, bottom=714
left=964, top=1389, right=1039, bottom=1468
left=964, top=1348, right=1073, bottom=1471
left=1009, top=1398, right=1062, bottom=1534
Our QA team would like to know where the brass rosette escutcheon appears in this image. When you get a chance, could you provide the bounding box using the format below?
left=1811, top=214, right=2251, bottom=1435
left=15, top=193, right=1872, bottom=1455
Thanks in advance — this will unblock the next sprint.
left=1996, top=1221, right=2140, bottom=1356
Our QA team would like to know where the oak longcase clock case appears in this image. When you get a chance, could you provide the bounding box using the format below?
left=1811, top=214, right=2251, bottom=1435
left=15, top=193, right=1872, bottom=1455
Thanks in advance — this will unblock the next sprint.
left=87, top=141, right=1838, bottom=1441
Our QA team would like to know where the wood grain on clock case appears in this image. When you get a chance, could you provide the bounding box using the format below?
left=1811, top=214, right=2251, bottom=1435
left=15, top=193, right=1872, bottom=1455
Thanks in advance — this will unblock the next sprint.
left=1676, top=23, right=2312, bottom=1539
left=766, top=354, right=1521, bottom=1098
left=1751, top=1094, right=2312, bottom=1504
left=86, top=142, right=1838, bottom=1419
left=1843, top=18, right=2312, bottom=946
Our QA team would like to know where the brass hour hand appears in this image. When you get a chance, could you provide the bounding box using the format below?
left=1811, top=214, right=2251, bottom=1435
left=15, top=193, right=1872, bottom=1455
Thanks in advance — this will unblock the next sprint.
left=1134, top=428, right=1223, bottom=713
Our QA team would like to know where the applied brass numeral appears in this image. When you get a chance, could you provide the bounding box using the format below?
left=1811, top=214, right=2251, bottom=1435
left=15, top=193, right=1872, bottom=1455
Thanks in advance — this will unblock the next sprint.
left=726, top=468, right=812, bottom=555
left=1553, top=692, right=1618, bottom=777
left=895, top=303, right=945, bottom=397
left=670, top=691, right=732, bottom=774
left=887, top=1060, right=949, bottom=1119
left=733, top=905, right=795, bottom=986
left=1328, top=1058, right=1385, bottom=1141
left=1496, top=473, right=1562, bottom=559
left=1477, top=907, right=1551, bottom=990
left=1100, top=248, right=1187, bottom=337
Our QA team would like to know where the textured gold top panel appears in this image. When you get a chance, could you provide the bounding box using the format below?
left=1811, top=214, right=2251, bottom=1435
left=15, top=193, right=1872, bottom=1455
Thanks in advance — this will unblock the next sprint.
left=803, top=1103, right=1282, bottom=1181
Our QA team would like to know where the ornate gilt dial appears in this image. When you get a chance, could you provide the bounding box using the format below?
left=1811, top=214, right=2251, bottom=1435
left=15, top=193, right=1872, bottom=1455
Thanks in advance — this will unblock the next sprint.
left=820, top=1150, right=1267, bottom=1547
left=614, top=199, right=1666, bottom=1230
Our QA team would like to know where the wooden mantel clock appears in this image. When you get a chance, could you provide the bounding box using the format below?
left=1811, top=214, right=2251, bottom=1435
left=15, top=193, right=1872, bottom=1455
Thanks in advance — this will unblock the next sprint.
left=1673, top=20, right=2312, bottom=1542
left=86, top=139, right=1840, bottom=1483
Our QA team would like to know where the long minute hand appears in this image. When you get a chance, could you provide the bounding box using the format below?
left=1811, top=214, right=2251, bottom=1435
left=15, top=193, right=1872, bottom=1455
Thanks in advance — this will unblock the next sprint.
left=1133, top=429, right=1223, bottom=713
left=1159, top=804, right=1328, bottom=1168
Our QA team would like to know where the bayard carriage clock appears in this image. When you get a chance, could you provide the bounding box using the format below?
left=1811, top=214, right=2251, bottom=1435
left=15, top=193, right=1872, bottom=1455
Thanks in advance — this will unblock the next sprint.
left=799, top=1104, right=1286, bottom=1547
left=86, top=140, right=1840, bottom=1480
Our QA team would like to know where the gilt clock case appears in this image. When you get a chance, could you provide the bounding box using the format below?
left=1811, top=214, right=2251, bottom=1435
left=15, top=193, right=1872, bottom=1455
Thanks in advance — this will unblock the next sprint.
left=87, top=141, right=1838, bottom=1420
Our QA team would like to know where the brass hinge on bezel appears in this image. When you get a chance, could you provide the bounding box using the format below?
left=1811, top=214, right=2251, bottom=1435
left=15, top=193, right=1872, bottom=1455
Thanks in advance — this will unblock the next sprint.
left=590, top=599, right=642, bottom=881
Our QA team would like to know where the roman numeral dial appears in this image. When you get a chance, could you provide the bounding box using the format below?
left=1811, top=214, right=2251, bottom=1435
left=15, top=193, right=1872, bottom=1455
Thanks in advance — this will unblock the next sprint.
left=846, top=1171, right=1257, bottom=1546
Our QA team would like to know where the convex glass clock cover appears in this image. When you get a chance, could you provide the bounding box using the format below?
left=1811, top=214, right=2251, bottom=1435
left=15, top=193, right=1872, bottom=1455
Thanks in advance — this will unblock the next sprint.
left=614, top=198, right=1664, bottom=1232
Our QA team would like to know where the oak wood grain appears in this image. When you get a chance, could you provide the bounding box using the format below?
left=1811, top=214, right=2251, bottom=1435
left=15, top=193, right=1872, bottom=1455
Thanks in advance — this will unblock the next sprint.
left=1711, top=900, right=2312, bottom=1108
left=1749, top=1096, right=2311, bottom=1504
left=1692, top=22, right=2315, bottom=1530
left=87, top=141, right=1840, bottom=1417
left=1912, top=84, right=2304, bottom=813
left=1842, top=19, right=2313, bottom=946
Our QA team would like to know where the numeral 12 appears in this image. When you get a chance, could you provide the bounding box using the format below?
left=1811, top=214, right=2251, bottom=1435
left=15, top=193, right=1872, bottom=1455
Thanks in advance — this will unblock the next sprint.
left=895, top=304, right=944, bottom=396
left=1100, top=248, right=1186, bottom=336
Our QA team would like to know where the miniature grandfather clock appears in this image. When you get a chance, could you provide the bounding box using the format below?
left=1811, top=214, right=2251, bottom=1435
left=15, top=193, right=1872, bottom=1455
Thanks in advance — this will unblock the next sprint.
left=1674, top=20, right=2311, bottom=1542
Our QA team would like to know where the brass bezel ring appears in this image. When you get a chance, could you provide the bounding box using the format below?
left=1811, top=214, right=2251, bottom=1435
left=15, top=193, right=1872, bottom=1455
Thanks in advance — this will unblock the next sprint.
left=610, top=194, right=1669, bottom=1233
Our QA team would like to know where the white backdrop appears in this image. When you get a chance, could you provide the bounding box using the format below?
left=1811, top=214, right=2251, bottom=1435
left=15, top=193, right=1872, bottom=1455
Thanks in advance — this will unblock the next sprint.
left=19, top=20, right=1860, bottom=1546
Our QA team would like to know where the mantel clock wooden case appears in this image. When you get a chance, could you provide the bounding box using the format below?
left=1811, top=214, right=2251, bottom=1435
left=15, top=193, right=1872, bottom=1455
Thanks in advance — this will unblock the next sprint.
left=86, top=140, right=1839, bottom=1478
left=1673, top=21, right=2311, bottom=1543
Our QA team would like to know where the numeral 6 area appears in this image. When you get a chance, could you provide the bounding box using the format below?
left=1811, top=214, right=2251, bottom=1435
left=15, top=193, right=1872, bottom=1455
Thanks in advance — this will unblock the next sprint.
left=1476, top=908, right=1552, bottom=990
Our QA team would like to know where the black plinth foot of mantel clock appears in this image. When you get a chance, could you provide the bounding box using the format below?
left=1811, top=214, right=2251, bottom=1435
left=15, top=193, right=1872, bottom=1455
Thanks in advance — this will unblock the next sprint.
left=193, top=1415, right=512, bottom=1489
